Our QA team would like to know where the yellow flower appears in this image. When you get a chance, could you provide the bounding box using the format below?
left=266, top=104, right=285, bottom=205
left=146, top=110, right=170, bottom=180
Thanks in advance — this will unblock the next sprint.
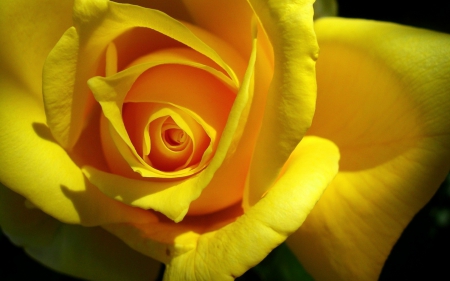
left=0, top=1, right=449, bottom=281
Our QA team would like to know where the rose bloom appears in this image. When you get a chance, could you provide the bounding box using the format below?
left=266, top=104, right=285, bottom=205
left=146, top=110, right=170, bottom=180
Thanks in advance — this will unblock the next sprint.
left=1, top=0, right=450, bottom=280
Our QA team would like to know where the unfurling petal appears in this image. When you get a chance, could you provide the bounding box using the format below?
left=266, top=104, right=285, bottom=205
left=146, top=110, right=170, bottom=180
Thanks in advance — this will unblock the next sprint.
left=288, top=18, right=450, bottom=281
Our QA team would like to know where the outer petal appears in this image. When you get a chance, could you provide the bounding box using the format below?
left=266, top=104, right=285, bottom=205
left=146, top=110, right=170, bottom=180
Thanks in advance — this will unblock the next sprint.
left=0, top=82, right=156, bottom=226
left=104, top=136, right=339, bottom=280
left=287, top=18, right=450, bottom=280
left=0, top=184, right=161, bottom=281
left=245, top=0, right=319, bottom=206
left=0, top=0, right=73, bottom=98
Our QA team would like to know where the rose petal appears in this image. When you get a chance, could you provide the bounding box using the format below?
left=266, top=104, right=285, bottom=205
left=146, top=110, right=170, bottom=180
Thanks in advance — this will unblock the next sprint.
left=181, top=0, right=255, bottom=59
left=0, top=82, right=156, bottom=226
left=43, top=0, right=239, bottom=149
left=287, top=18, right=450, bottom=280
left=0, top=0, right=72, bottom=99
left=103, top=202, right=245, bottom=265
left=114, top=0, right=192, bottom=22
left=89, top=61, right=234, bottom=178
left=84, top=29, right=258, bottom=221
left=245, top=0, right=320, bottom=207
left=0, top=183, right=161, bottom=281
left=82, top=166, right=204, bottom=222
left=105, top=42, right=118, bottom=76
left=123, top=103, right=210, bottom=172
left=103, top=136, right=339, bottom=280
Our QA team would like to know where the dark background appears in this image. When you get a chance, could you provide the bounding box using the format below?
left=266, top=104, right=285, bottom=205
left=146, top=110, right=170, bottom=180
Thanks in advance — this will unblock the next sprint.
left=2, top=1, right=450, bottom=280
left=338, top=0, right=450, bottom=34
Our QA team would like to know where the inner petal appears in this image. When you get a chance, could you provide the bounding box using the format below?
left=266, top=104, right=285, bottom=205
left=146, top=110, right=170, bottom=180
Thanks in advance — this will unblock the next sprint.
left=163, top=126, right=190, bottom=151
left=123, top=102, right=212, bottom=174
left=148, top=116, right=194, bottom=172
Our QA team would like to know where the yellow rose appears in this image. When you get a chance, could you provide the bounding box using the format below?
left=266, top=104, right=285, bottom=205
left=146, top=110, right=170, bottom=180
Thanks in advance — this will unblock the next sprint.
left=1, top=1, right=450, bottom=281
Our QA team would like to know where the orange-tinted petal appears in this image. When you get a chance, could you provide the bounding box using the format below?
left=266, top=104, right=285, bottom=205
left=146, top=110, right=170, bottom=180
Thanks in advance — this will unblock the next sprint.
left=44, top=0, right=239, bottom=149
left=181, top=0, right=255, bottom=59
left=85, top=26, right=258, bottom=220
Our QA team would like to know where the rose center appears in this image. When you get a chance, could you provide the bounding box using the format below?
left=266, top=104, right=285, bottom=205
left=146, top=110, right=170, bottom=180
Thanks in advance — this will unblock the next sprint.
left=162, top=128, right=189, bottom=150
